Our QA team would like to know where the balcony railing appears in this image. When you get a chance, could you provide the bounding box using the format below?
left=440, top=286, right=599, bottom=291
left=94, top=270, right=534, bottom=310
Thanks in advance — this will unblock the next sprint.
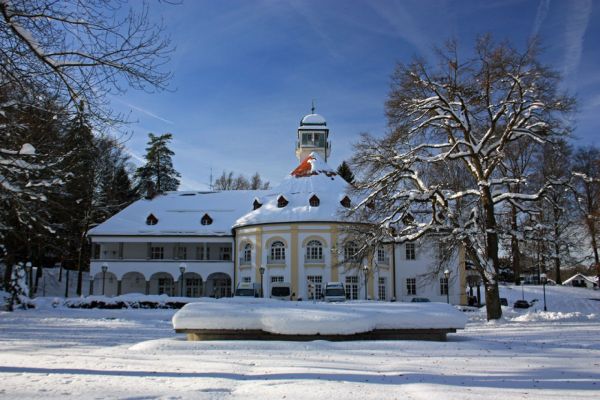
left=267, top=256, right=286, bottom=265
left=376, top=257, right=390, bottom=265
left=239, top=257, right=252, bottom=266
left=304, top=255, right=324, bottom=263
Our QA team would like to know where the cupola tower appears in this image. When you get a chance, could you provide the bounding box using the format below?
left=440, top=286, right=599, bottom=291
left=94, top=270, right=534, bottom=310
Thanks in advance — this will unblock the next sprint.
left=295, top=104, right=331, bottom=162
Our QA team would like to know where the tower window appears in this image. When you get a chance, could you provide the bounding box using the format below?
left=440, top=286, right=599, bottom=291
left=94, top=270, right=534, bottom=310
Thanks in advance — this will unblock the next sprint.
left=253, top=199, right=262, bottom=210
left=340, top=196, right=351, bottom=208
left=201, top=213, right=213, bottom=225
left=309, top=195, right=320, bottom=207
left=277, top=196, right=289, bottom=208
left=301, top=132, right=325, bottom=147
left=146, top=214, right=158, bottom=225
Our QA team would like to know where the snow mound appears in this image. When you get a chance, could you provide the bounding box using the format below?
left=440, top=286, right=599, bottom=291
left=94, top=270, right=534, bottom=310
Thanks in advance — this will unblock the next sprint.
left=511, top=311, right=597, bottom=322
left=172, top=298, right=467, bottom=335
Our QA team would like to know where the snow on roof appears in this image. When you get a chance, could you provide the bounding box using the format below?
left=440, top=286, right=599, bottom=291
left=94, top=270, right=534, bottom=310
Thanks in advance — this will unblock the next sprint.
left=234, top=153, right=352, bottom=227
left=563, top=273, right=598, bottom=285
left=300, top=113, right=327, bottom=126
left=89, top=190, right=268, bottom=237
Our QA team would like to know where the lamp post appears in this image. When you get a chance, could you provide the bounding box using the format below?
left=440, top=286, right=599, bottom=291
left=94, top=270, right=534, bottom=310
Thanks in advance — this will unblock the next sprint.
left=363, top=265, right=369, bottom=300
left=101, top=263, right=108, bottom=296
left=444, top=269, right=451, bottom=304
left=521, top=274, right=525, bottom=301
left=540, top=272, right=547, bottom=311
left=179, top=263, right=186, bottom=297
left=259, top=266, right=265, bottom=298
left=25, top=262, right=32, bottom=298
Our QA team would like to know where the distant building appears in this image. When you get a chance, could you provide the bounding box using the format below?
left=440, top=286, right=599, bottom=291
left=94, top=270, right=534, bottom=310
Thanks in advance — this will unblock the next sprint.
left=88, top=111, right=467, bottom=303
left=563, top=273, right=598, bottom=289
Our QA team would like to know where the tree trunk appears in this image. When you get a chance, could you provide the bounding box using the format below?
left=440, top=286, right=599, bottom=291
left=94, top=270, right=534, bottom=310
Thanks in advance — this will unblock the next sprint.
left=511, top=205, right=521, bottom=285
left=553, top=240, right=562, bottom=284
left=484, top=282, right=502, bottom=320
left=482, top=186, right=502, bottom=320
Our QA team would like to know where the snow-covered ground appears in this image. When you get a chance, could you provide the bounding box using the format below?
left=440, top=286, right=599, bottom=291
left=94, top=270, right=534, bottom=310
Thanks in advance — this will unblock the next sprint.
left=1, top=285, right=599, bottom=399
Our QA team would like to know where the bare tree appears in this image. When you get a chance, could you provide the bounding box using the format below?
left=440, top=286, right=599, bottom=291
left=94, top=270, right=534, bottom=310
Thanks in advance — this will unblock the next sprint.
left=0, top=0, right=173, bottom=123
left=214, top=171, right=270, bottom=190
left=351, top=36, right=574, bottom=320
left=572, top=146, right=600, bottom=286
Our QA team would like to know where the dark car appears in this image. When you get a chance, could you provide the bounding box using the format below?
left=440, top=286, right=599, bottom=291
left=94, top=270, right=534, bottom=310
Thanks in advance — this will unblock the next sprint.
left=500, top=298, right=508, bottom=306
left=411, top=297, right=431, bottom=303
left=513, top=299, right=530, bottom=309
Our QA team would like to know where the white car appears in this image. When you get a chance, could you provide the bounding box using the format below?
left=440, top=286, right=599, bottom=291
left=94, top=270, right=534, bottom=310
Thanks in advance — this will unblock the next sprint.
left=323, top=282, right=346, bottom=302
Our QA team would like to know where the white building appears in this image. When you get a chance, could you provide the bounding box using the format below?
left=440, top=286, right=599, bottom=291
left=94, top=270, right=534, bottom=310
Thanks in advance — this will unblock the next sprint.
left=88, top=112, right=467, bottom=303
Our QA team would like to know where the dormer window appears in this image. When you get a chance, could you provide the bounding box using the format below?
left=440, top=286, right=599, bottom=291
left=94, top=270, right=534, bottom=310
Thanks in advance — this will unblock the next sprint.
left=201, top=213, right=213, bottom=225
left=402, top=213, right=415, bottom=225
left=146, top=214, right=158, bottom=225
left=309, top=195, right=320, bottom=207
left=340, top=196, right=351, bottom=208
left=277, top=195, right=289, bottom=208
left=253, top=199, right=262, bottom=210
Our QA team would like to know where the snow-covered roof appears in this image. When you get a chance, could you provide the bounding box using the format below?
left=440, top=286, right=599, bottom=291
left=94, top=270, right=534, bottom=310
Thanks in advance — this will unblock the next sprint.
left=562, top=273, right=598, bottom=285
left=234, top=153, right=352, bottom=228
left=88, top=190, right=268, bottom=237
left=300, top=113, right=327, bottom=126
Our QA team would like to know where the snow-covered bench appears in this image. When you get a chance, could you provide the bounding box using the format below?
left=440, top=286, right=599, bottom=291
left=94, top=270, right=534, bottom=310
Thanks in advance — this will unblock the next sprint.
left=172, top=298, right=467, bottom=341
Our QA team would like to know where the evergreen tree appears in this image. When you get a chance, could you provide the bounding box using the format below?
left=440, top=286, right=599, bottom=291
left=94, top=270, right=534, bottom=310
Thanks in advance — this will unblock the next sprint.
left=336, top=161, right=355, bottom=184
left=135, top=133, right=181, bottom=197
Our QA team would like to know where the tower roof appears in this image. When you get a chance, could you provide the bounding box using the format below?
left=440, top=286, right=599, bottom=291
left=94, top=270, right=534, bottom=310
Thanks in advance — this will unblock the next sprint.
left=300, top=113, right=327, bottom=126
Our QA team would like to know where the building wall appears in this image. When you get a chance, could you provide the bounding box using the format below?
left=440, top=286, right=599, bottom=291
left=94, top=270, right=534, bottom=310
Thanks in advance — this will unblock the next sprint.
left=393, top=239, right=466, bottom=304
left=235, top=223, right=393, bottom=301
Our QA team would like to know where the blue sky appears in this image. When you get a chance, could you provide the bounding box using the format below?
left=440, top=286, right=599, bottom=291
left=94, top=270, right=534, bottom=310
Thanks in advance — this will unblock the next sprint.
left=115, top=0, right=600, bottom=190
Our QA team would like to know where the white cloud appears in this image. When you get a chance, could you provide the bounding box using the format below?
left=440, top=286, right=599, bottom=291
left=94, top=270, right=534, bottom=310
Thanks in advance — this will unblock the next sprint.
left=562, top=0, right=592, bottom=81
left=531, top=0, right=551, bottom=38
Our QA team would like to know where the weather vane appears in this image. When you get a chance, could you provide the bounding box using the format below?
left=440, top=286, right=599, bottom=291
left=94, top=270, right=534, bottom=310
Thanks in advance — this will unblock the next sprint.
left=311, top=99, right=316, bottom=114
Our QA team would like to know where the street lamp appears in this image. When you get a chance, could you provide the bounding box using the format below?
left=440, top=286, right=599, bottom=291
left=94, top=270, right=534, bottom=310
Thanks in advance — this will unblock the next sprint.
left=25, top=262, right=32, bottom=298
left=259, top=266, right=265, bottom=298
left=101, top=263, right=108, bottom=296
left=179, top=263, right=186, bottom=297
left=540, top=272, right=548, bottom=311
left=363, top=265, right=369, bottom=300
left=444, top=269, right=451, bottom=304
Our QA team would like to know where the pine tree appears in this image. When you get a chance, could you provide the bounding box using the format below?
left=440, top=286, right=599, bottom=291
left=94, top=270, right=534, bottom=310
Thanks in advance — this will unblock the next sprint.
left=337, top=161, right=355, bottom=184
left=135, top=133, right=181, bottom=197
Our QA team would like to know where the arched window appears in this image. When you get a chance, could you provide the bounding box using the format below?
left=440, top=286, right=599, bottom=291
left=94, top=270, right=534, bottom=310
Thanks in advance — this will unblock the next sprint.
left=253, top=199, right=262, bottom=210
left=309, top=195, right=320, bottom=207
left=201, top=213, right=213, bottom=225
left=306, top=240, right=323, bottom=261
left=340, top=196, right=351, bottom=208
left=146, top=214, right=158, bottom=225
left=242, top=243, right=252, bottom=263
left=270, top=241, right=285, bottom=261
left=344, top=241, right=359, bottom=262
left=277, top=196, right=289, bottom=208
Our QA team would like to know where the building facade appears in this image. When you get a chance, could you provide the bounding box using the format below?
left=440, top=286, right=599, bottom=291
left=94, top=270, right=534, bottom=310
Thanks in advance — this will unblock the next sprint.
left=88, top=112, right=467, bottom=303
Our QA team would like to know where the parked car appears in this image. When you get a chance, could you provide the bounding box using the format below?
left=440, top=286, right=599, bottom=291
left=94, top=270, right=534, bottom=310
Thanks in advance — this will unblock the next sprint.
left=323, top=282, right=346, bottom=302
left=410, top=297, right=431, bottom=303
left=513, top=299, right=530, bottom=309
left=234, top=282, right=260, bottom=297
left=500, top=297, right=508, bottom=306
left=270, top=282, right=292, bottom=300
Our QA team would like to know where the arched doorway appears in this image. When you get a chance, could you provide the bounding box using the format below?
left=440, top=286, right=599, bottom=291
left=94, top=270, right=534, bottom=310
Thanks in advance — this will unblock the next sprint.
left=93, top=271, right=118, bottom=297
left=205, top=272, right=232, bottom=298
left=148, top=272, right=174, bottom=296
left=180, top=272, right=203, bottom=297
left=121, top=272, right=146, bottom=295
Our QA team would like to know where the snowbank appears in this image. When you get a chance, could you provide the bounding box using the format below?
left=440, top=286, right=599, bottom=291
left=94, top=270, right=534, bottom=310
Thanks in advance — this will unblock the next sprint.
left=172, top=298, right=467, bottom=335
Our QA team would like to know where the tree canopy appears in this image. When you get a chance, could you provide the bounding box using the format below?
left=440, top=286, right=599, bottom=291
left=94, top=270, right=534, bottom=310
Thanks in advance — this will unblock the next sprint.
left=351, top=36, right=574, bottom=320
